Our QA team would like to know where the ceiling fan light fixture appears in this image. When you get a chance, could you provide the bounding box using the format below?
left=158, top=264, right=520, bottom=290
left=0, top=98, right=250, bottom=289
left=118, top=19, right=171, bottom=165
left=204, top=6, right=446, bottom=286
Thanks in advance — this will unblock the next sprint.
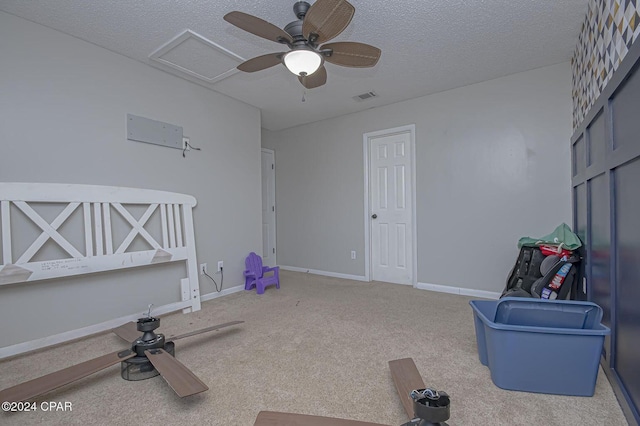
left=226, top=0, right=380, bottom=89
left=283, top=50, right=322, bottom=76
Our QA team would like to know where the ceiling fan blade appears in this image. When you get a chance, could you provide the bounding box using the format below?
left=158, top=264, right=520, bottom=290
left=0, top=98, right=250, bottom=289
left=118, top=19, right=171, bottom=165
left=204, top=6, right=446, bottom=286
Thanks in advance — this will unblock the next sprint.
left=238, top=53, right=285, bottom=73
left=298, top=65, right=327, bottom=89
left=388, top=358, right=426, bottom=420
left=254, top=411, right=390, bottom=426
left=145, top=348, right=208, bottom=397
left=321, top=42, right=381, bottom=68
left=168, top=320, right=244, bottom=341
left=224, top=11, right=293, bottom=45
left=0, top=349, right=135, bottom=403
left=112, top=321, right=139, bottom=342
left=302, top=0, right=355, bottom=45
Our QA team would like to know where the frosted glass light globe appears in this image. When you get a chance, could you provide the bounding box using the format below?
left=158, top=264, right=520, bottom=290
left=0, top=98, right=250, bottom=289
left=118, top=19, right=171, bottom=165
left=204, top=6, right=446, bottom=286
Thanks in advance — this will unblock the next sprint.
left=283, top=50, right=322, bottom=76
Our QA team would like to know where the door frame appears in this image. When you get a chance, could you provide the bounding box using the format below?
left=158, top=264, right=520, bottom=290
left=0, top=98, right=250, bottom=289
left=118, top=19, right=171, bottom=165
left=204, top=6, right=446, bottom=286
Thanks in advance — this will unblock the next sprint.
left=261, top=148, right=277, bottom=266
left=363, top=124, right=417, bottom=286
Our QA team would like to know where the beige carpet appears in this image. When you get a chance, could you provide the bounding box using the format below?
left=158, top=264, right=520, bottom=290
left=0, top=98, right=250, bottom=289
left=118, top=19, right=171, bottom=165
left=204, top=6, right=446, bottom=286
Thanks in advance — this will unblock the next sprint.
left=0, top=271, right=628, bottom=425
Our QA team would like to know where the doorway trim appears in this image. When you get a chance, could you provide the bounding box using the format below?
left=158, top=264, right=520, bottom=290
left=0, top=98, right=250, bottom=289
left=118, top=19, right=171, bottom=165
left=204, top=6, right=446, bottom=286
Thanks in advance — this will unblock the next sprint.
left=261, top=148, right=277, bottom=266
left=363, top=124, right=417, bottom=286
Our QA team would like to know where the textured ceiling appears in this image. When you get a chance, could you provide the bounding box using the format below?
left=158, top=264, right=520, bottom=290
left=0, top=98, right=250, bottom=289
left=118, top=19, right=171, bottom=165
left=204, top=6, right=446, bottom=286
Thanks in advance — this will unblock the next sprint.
left=0, top=0, right=589, bottom=131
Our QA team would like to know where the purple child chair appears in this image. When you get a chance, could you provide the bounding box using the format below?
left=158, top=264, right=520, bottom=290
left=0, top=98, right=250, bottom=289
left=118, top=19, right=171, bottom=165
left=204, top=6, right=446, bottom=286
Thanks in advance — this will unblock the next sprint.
left=243, top=252, right=280, bottom=294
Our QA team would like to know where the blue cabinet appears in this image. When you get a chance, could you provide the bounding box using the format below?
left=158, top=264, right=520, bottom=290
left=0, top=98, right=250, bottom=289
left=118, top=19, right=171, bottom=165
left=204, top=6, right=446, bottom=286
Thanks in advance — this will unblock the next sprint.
left=572, top=46, right=640, bottom=425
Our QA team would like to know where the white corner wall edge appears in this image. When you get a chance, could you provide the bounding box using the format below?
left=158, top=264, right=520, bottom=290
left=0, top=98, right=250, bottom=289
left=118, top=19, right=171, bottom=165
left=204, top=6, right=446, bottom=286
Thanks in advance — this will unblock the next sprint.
left=417, top=282, right=501, bottom=300
left=0, top=300, right=191, bottom=360
left=201, top=284, right=245, bottom=302
left=280, top=265, right=368, bottom=282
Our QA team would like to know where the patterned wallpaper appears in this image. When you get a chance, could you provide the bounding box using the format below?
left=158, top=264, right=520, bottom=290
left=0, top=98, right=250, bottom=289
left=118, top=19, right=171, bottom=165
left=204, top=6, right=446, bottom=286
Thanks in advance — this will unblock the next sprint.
left=572, top=0, right=640, bottom=129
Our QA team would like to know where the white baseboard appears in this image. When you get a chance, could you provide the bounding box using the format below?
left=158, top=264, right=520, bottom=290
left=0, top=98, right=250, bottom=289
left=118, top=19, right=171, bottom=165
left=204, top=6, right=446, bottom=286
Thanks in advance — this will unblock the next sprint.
left=279, top=266, right=498, bottom=298
left=201, top=284, right=245, bottom=302
left=417, top=282, right=501, bottom=299
left=0, top=299, right=192, bottom=360
left=279, top=265, right=367, bottom=282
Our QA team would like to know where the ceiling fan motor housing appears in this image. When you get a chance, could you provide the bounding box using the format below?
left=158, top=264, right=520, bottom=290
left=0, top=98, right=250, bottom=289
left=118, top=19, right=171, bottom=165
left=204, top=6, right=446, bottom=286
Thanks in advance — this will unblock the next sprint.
left=286, top=2, right=318, bottom=46
left=284, top=20, right=305, bottom=41
left=121, top=316, right=175, bottom=381
left=137, top=316, right=161, bottom=341
left=121, top=342, right=175, bottom=381
left=402, top=388, right=450, bottom=425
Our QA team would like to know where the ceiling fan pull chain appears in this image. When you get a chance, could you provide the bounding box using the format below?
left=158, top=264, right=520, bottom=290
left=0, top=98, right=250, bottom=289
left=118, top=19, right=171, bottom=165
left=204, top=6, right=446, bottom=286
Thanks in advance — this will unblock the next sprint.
left=302, top=89, right=307, bottom=102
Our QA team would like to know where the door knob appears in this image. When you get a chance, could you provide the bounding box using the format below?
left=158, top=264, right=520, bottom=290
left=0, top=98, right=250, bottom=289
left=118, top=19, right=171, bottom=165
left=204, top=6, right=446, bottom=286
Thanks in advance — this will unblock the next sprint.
left=371, top=214, right=378, bottom=219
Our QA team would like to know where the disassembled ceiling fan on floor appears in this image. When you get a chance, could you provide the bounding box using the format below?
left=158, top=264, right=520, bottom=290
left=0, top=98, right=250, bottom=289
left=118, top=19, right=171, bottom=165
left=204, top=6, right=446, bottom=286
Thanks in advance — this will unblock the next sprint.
left=0, top=308, right=243, bottom=402
left=253, top=358, right=451, bottom=426
left=224, top=0, right=381, bottom=89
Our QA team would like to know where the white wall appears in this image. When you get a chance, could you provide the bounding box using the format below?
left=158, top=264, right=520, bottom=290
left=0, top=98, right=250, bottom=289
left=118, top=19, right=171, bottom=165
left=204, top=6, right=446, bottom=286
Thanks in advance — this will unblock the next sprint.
left=0, top=12, right=262, bottom=346
left=263, top=62, right=573, bottom=293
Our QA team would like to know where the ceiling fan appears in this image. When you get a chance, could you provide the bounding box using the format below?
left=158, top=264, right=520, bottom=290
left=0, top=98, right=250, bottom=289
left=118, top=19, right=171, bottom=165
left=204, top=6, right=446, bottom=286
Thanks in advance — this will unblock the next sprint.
left=253, top=358, right=451, bottom=426
left=0, top=309, right=243, bottom=402
left=224, top=0, right=381, bottom=89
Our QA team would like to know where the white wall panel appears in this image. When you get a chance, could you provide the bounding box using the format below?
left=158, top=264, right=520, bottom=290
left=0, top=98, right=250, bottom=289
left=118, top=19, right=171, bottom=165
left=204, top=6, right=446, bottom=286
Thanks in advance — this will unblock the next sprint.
left=263, top=62, right=572, bottom=292
left=0, top=12, right=262, bottom=345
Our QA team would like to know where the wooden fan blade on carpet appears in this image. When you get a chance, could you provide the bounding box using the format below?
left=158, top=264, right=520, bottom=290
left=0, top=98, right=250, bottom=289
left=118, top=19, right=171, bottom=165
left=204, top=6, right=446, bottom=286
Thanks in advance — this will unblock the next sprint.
left=254, top=411, right=389, bottom=426
left=321, top=42, right=381, bottom=68
left=145, top=348, right=208, bottom=397
left=302, top=0, right=355, bottom=44
left=0, top=349, right=135, bottom=403
left=169, top=320, right=245, bottom=341
left=224, top=0, right=380, bottom=89
left=252, top=358, right=434, bottom=425
left=299, top=65, right=327, bottom=89
left=224, top=11, right=293, bottom=44
left=389, top=358, right=426, bottom=419
left=2, top=317, right=243, bottom=402
left=112, top=321, right=140, bottom=342
left=112, top=320, right=245, bottom=342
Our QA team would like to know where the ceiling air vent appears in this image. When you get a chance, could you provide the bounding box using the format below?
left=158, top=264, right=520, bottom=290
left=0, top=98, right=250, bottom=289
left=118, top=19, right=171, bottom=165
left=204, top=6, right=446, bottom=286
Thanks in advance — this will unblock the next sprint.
left=353, top=91, right=378, bottom=101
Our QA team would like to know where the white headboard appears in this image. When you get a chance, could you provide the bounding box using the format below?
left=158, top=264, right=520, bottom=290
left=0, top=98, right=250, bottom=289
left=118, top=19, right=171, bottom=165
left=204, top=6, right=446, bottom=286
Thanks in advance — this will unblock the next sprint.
left=0, top=183, right=201, bottom=358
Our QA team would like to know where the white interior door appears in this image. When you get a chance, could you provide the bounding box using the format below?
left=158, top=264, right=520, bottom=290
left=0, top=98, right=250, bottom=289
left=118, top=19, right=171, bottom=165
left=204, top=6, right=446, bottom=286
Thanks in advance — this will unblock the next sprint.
left=368, top=130, right=413, bottom=285
left=261, top=149, right=277, bottom=265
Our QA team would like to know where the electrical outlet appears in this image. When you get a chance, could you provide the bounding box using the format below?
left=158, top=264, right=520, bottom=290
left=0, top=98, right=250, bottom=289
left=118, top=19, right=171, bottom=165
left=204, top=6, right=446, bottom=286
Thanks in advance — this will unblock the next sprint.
left=200, top=263, right=207, bottom=275
left=351, top=250, right=356, bottom=260
left=183, top=137, right=190, bottom=151
left=217, top=261, right=223, bottom=272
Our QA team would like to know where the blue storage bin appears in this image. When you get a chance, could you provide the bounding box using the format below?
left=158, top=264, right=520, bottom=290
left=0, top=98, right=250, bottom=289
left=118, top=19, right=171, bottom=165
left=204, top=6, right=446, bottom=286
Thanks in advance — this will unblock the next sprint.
left=470, top=297, right=610, bottom=396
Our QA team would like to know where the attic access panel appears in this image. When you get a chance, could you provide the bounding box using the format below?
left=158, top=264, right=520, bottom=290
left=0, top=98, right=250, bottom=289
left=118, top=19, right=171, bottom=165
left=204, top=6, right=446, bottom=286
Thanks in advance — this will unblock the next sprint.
left=149, top=30, right=243, bottom=84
